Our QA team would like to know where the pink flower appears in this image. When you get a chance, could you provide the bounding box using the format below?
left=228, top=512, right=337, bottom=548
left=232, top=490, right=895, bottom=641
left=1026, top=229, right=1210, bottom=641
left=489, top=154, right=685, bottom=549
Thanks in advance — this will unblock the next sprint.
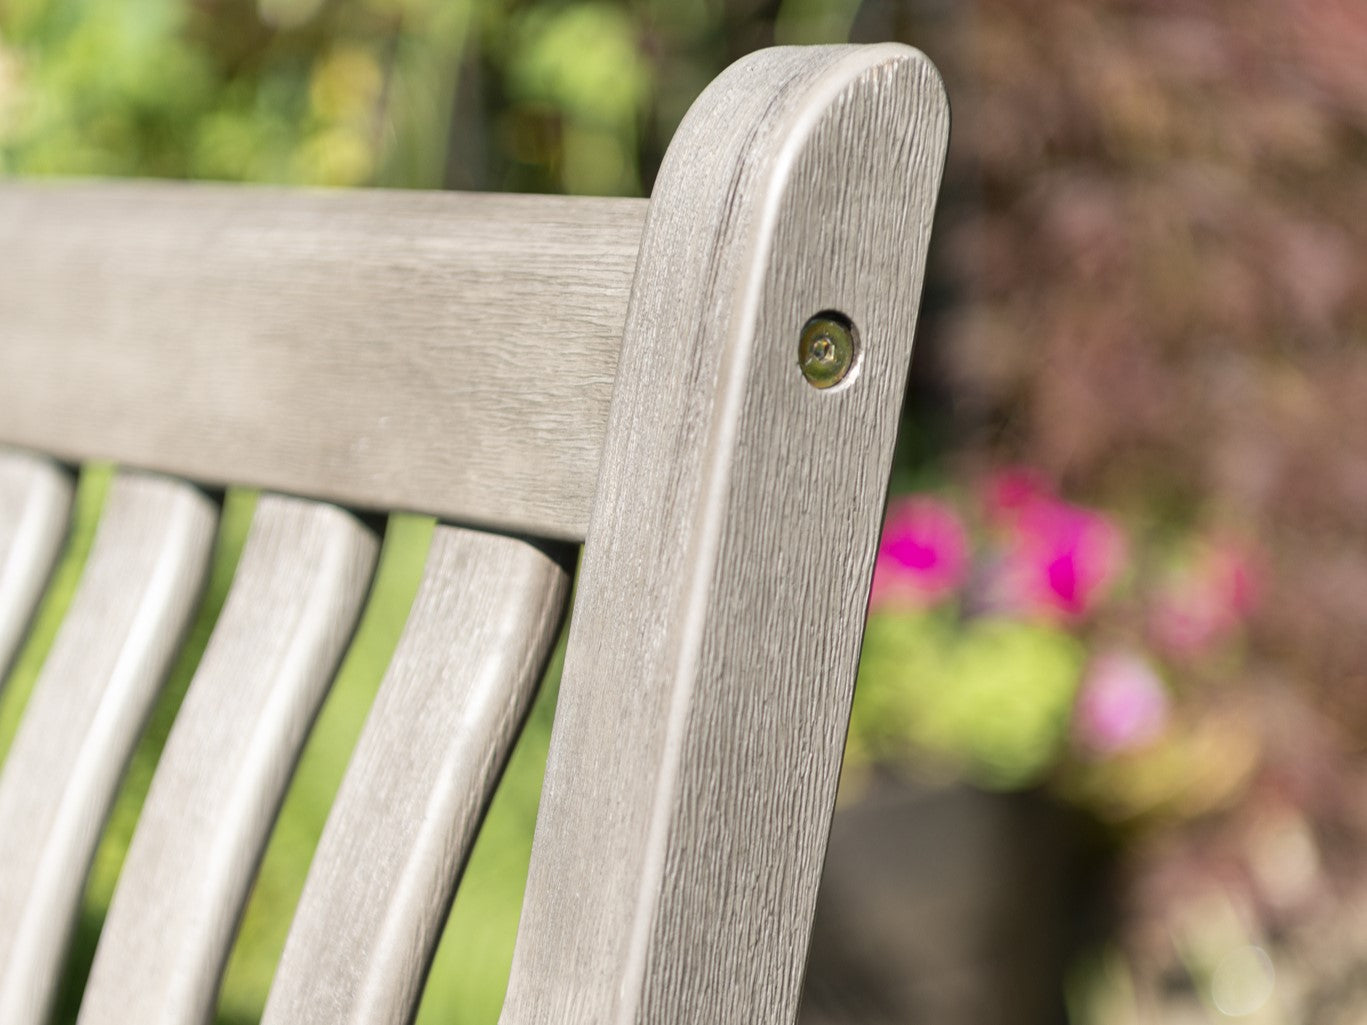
left=995, top=495, right=1126, bottom=621
left=870, top=496, right=969, bottom=609
left=1073, top=652, right=1170, bottom=756
left=979, top=467, right=1126, bottom=621
left=983, top=466, right=1054, bottom=526
left=1151, top=540, right=1260, bottom=657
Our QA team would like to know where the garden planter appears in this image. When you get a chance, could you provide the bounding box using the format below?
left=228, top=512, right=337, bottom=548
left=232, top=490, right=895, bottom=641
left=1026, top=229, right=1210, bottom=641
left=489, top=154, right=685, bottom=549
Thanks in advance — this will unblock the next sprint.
left=801, top=772, right=1105, bottom=1025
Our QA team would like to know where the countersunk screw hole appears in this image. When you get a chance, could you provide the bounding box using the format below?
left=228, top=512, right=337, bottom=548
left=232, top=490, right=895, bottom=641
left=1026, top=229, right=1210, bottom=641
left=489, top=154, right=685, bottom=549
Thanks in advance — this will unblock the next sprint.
left=798, top=312, right=858, bottom=390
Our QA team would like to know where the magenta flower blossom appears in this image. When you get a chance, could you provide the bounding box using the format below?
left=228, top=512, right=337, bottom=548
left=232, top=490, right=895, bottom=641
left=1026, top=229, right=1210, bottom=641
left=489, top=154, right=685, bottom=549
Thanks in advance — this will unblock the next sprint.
left=871, top=496, right=970, bottom=608
left=984, top=465, right=1054, bottom=526
left=1151, top=541, right=1260, bottom=657
left=1073, top=652, right=1170, bottom=757
left=989, top=481, right=1127, bottom=622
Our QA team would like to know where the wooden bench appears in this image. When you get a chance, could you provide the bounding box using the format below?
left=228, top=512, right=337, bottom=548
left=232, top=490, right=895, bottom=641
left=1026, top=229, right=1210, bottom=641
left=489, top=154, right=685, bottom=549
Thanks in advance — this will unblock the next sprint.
left=0, top=43, right=948, bottom=1025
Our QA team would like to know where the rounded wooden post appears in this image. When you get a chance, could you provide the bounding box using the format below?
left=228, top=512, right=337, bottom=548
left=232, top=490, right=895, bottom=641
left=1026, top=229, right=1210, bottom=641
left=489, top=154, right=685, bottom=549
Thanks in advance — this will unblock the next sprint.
left=502, top=43, right=950, bottom=1025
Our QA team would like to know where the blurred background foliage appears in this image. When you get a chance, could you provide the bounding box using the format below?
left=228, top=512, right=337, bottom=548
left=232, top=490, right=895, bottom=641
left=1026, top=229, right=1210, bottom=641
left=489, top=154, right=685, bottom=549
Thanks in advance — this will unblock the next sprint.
left=3, top=0, right=1367, bottom=1022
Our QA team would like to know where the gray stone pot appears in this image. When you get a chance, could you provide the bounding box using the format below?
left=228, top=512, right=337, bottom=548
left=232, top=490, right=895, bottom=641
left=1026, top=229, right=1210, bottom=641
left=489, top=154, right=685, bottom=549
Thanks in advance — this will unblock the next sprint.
left=800, top=774, right=1104, bottom=1025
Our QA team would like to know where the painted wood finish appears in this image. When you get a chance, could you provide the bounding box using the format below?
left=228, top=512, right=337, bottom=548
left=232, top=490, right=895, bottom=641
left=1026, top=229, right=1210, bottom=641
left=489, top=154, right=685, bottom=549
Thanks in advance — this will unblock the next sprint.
left=0, top=184, right=646, bottom=541
left=76, top=495, right=379, bottom=1025
left=0, top=449, right=72, bottom=687
left=261, top=525, right=571, bottom=1025
left=502, top=44, right=949, bottom=1025
left=0, top=473, right=217, bottom=1025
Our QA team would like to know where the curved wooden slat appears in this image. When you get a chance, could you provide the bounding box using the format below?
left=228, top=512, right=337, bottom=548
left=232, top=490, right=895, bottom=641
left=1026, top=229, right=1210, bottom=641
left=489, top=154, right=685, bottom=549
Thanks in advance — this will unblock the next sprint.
left=76, top=494, right=379, bottom=1025
left=501, top=44, right=949, bottom=1025
left=0, top=449, right=73, bottom=687
left=260, top=526, right=570, bottom=1025
left=0, top=472, right=218, bottom=1025
left=0, top=184, right=646, bottom=541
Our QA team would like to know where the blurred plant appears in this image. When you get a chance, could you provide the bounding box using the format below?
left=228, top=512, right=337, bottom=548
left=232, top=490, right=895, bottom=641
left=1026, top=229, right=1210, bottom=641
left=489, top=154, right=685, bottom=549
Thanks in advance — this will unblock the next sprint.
left=0, top=0, right=473, bottom=186
left=499, top=2, right=650, bottom=195
left=986, top=478, right=1126, bottom=622
left=0, top=0, right=656, bottom=194
left=852, top=607, right=1085, bottom=788
left=1072, top=651, right=1169, bottom=758
left=870, top=495, right=969, bottom=607
left=874, top=0, right=1367, bottom=1016
left=1149, top=539, right=1259, bottom=661
left=849, top=467, right=1262, bottom=821
left=920, top=0, right=1367, bottom=736
left=854, top=463, right=1367, bottom=1023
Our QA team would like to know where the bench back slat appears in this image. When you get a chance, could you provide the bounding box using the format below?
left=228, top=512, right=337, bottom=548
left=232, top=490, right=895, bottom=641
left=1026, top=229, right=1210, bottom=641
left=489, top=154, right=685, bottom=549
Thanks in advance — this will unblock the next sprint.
left=0, top=472, right=217, bottom=1025
left=0, top=451, right=73, bottom=685
left=76, top=495, right=378, bottom=1025
left=261, top=524, right=570, bottom=1025
left=0, top=184, right=646, bottom=542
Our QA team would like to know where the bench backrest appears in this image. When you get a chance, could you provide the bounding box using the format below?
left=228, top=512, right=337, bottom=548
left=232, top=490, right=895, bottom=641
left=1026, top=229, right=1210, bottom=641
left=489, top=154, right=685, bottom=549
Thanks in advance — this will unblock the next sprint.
left=0, top=43, right=948, bottom=1025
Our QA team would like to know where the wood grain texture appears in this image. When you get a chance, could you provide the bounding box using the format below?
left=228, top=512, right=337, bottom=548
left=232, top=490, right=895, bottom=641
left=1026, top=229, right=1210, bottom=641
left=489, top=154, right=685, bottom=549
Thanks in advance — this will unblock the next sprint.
left=0, top=183, right=646, bottom=541
left=502, top=44, right=949, bottom=1025
left=0, top=473, right=217, bottom=1025
left=76, top=494, right=379, bottom=1025
left=0, top=449, right=72, bottom=687
left=261, top=525, right=570, bottom=1025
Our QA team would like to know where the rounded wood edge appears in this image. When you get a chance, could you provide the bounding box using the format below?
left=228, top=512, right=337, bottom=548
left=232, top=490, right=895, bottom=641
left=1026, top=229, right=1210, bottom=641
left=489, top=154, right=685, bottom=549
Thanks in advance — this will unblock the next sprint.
left=0, top=449, right=75, bottom=686
left=503, top=43, right=949, bottom=1025
left=260, top=525, right=571, bottom=1025
left=0, top=470, right=219, bottom=1025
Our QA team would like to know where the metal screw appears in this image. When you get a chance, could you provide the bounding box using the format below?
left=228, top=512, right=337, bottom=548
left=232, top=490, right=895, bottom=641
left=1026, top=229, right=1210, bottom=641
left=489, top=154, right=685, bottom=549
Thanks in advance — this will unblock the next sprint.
left=798, top=313, right=857, bottom=389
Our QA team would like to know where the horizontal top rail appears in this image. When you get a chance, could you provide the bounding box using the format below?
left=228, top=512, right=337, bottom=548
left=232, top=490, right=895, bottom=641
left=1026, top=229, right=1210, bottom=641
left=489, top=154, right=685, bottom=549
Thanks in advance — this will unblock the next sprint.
left=0, top=181, right=647, bottom=541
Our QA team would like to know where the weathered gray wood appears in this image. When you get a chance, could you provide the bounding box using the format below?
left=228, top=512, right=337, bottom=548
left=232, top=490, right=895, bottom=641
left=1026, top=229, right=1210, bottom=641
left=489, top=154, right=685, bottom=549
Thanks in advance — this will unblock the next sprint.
left=0, top=449, right=72, bottom=686
left=261, top=525, right=570, bottom=1025
left=76, top=494, right=379, bottom=1025
left=502, top=44, right=949, bottom=1025
left=0, top=184, right=646, bottom=541
left=0, top=473, right=217, bottom=1025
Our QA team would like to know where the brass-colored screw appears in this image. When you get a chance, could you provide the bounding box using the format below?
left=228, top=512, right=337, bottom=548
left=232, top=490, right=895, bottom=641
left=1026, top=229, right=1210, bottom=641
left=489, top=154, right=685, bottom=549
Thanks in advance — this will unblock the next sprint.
left=798, top=313, right=857, bottom=389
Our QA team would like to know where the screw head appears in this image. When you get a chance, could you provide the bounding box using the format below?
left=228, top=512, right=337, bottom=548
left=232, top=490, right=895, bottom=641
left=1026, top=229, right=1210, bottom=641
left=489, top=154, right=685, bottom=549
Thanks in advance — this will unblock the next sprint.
left=798, top=313, right=857, bottom=389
